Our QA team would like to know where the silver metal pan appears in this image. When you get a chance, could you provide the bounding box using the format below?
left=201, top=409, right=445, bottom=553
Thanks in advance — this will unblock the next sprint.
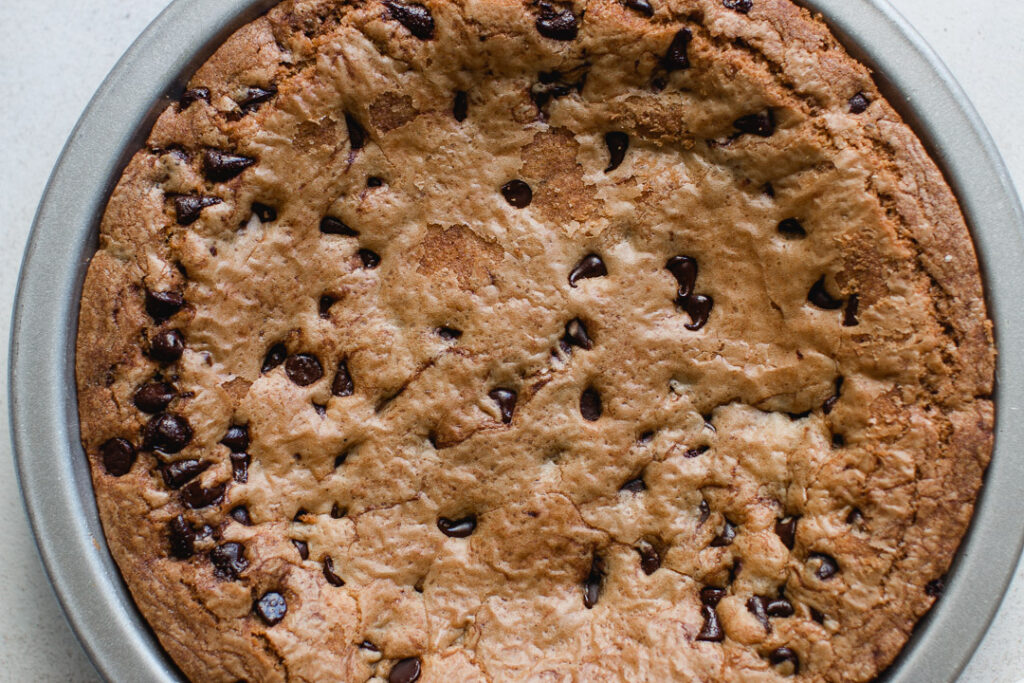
left=9, top=0, right=1024, bottom=680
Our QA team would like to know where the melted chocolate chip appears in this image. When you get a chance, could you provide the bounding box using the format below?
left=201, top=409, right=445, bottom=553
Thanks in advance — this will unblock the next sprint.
left=488, top=388, right=517, bottom=424
left=747, top=596, right=770, bottom=632
left=621, top=477, right=646, bottom=493
left=580, top=387, right=602, bottom=421
left=229, top=505, right=252, bottom=526
left=292, top=539, right=309, bottom=560
left=604, top=132, right=629, bottom=173
left=661, top=28, right=692, bottom=71
left=238, top=85, right=277, bottom=112
left=319, top=216, right=359, bottom=236
left=710, top=519, right=737, bottom=547
left=230, top=452, right=250, bottom=483
left=700, top=587, right=726, bottom=606
left=389, top=658, right=422, bottom=683
left=345, top=113, right=368, bottom=151
left=583, top=555, right=605, bottom=608
left=696, top=604, right=724, bottom=641
left=255, top=591, right=287, bottom=626
left=775, top=516, right=798, bottom=550
left=211, top=542, right=248, bottom=580
left=367, top=176, right=384, bottom=188
left=437, top=326, right=462, bottom=341
left=331, top=503, right=346, bottom=519
left=501, top=179, right=533, bottom=208
left=733, top=110, right=775, bottom=137
left=624, top=0, right=654, bottom=16
left=180, top=480, right=227, bottom=509
left=134, top=382, right=176, bottom=413
left=360, top=640, right=379, bottom=651
left=252, top=202, right=277, bottom=223
left=698, top=499, right=711, bottom=525
left=332, top=359, right=355, bottom=397
left=168, top=514, right=195, bottom=559
left=767, top=598, right=794, bottom=618
left=203, top=149, right=256, bottom=182
left=808, top=276, right=843, bottom=309
left=843, top=294, right=860, bottom=326
left=569, top=254, right=607, bottom=287
left=723, top=0, right=753, bottom=12
left=925, top=577, right=946, bottom=598
left=319, top=295, right=337, bottom=318
left=313, top=402, right=327, bottom=418
left=769, top=647, right=799, bottom=675
left=162, top=459, right=210, bottom=489
left=100, top=437, right=136, bottom=476
left=221, top=425, right=249, bottom=453
left=172, top=194, right=221, bottom=226
left=383, top=0, right=435, bottom=39
left=179, top=87, right=210, bottom=109
left=359, top=249, right=381, bottom=269
left=262, top=343, right=287, bottom=373
left=438, top=515, right=477, bottom=538
left=453, top=90, right=468, bottom=122
left=777, top=218, right=806, bottom=238
left=285, top=354, right=323, bottom=386
left=811, top=553, right=839, bottom=580
left=149, top=329, right=185, bottom=363
left=143, top=413, right=193, bottom=454
left=323, top=555, right=345, bottom=586
left=810, top=606, right=826, bottom=624
left=637, top=541, right=661, bottom=574
left=678, top=294, right=713, bottom=331
left=334, top=452, right=348, bottom=468
left=535, top=2, right=579, bottom=40
left=684, top=445, right=709, bottom=458
left=666, top=255, right=698, bottom=297
left=849, top=92, right=871, bottom=114
left=563, top=318, right=593, bottom=350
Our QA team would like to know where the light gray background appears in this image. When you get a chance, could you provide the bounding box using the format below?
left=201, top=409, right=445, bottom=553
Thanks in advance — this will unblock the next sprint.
left=1, top=1, right=1021, bottom=681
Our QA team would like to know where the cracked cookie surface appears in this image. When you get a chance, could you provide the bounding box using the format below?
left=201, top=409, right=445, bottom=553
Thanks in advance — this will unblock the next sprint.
left=76, top=0, right=995, bottom=681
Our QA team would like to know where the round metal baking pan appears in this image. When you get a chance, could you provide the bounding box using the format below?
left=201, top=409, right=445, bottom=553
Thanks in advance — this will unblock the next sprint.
left=9, top=0, right=1024, bottom=681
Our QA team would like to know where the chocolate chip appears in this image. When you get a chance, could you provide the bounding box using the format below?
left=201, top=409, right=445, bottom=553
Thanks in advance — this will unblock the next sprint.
left=230, top=452, right=250, bottom=483
left=320, top=216, right=359, bottom=236
left=179, top=87, right=210, bottom=109
left=636, top=541, right=661, bottom=574
left=331, top=503, right=346, bottom=519
left=388, top=658, right=422, bottom=683
left=580, top=387, right=602, bottom=421
left=328, top=359, right=354, bottom=397
left=488, top=388, right=517, bottom=424
left=172, top=194, right=221, bottom=226
left=293, top=508, right=310, bottom=523
left=747, top=596, right=770, bottom=632
left=313, top=402, right=327, bottom=418
left=562, top=318, right=593, bottom=350
left=323, top=555, right=345, bottom=586
left=698, top=499, right=710, bottom=525
left=769, top=647, right=799, bottom=675
left=255, top=591, right=287, bottom=626
left=334, top=452, right=348, bottom=468
left=710, top=519, right=737, bottom=547
left=582, top=555, right=604, bottom=609
left=843, top=294, right=860, bottom=326
left=221, top=425, right=249, bottom=453
left=685, top=445, right=709, bottom=458
left=238, top=85, right=276, bottom=112
left=345, top=113, right=368, bottom=151
left=211, top=542, right=248, bottom=580
left=666, top=256, right=698, bottom=297
left=437, top=326, right=462, bottom=340
left=134, top=382, right=177, bottom=413
left=733, top=110, right=775, bottom=137
left=777, top=218, right=806, bottom=238
left=318, top=294, right=338, bottom=319
left=168, top=514, right=195, bottom=559
left=367, top=176, right=384, bottom=188
left=285, top=354, right=323, bottom=386
left=569, top=254, right=607, bottom=287
left=143, top=413, right=193, bottom=454
left=661, top=28, right=692, bottom=71
left=763, top=182, right=776, bottom=197
left=229, top=505, right=252, bottom=525
left=767, top=598, right=794, bottom=618
left=180, top=480, right=226, bottom=509
left=621, top=477, right=646, bottom=493
left=810, top=553, right=839, bottom=580
left=252, top=202, right=277, bottom=222
left=925, top=577, right=946, bottom=597
left=162, top=459, right=210, bottom=489
left=808, top=276, right=843, bottom=309
left=360, top=640, right=379, bottom=651
left=100, top=437, right=136, bottom=476
left=203, top=149, right=256, bottom=182
left=823, top=376, right=844, bottom=414
left=678, top=294, right=713, bottom=331
left=292, top=539, right=309, bottom=560
left=700, top=587, right=726, bottom=606
left=723, top=0, right=753, bottom=12
left=501, top=179, right=533, bottom=208
left=453, top=90, right=468, bottom=122
left=849, top=92, right=871, bottom=114
left=383, top=0, right=435, bottom=39
left=438, top=515, right=477, bottom=538
left=149, top=329, right=185, bottom=363
left=832, top=433, right=845, bottom=448
left=359, top=249, right=381, bottom=269
left=810, top=606, right=826, bottom=624
left=696, top=605, right=724, bottom=641
left=623, top=0, right=654, bottom=16
left=535, top=2, right=579, bottom=40
left=775, top=516, right=798, bottom=550
left=262, top=343, right=287, bottom=374
left=604, top=132, right=629, bottom=173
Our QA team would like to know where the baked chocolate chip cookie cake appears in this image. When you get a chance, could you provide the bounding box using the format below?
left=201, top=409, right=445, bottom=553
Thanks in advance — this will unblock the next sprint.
left=75, top=0, right=996, bottom=680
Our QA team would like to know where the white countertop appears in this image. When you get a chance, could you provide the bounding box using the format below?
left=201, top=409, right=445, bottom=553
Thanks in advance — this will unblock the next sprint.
left=1, top=1, right=1021, bottom=680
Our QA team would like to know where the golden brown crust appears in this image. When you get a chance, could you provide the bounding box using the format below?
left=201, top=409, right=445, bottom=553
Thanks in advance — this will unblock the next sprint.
left=76, top=0, right=994, bottom=681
